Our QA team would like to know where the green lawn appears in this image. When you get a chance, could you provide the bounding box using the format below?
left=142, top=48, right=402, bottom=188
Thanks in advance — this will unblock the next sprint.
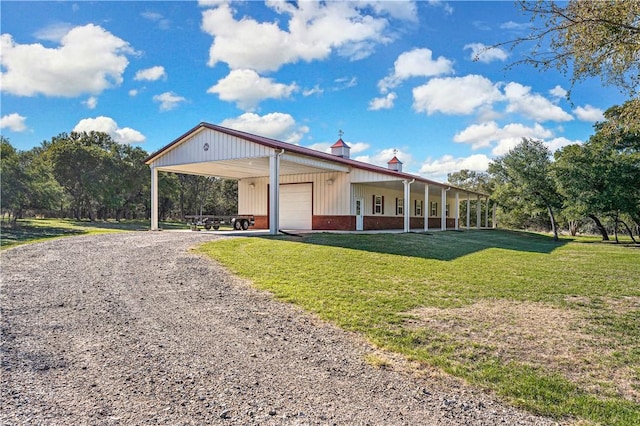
left=0, top=218, right=187, bottom=249
left=198, top=230, right=640, bottom=425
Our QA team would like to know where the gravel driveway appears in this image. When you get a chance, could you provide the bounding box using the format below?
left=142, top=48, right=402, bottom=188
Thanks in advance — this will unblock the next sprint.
left=1, top=232, right=560, bottom=425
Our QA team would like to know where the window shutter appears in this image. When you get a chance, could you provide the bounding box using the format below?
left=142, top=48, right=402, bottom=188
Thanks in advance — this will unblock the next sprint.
left=414, top=199, right=417, bottom=215
left=372, top=195, right=375, bottom=214
left=395, top=198, right=398, bottom=215
left=382, top=196, right=385, bottom=214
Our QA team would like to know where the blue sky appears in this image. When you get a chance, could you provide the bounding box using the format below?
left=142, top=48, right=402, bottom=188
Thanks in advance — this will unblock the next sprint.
left=0, top=0, right=626, bottom=181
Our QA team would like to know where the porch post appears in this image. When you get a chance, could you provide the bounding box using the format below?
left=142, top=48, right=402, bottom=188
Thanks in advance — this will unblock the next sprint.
left=150, top=166, right=158, bottom=231
left=454, top=191, right=459, bottom=230
left=466, top=192, right=471, bottom=229
left=477, top=194, right=482, bottom=229
left=269, top=150, right=282, bottom=235
left=403, top=179, right=412, bottom=233
left=441, top=188, right=448, bottom=230
left=493, top=202, right=497, bottom=228
left=485, top=197, right=489, bottom=228
left=424, top=184, right=429, bottom=231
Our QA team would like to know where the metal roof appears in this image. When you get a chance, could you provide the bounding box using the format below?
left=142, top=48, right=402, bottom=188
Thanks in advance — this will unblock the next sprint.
left=145, top=122, right=487, bottom=196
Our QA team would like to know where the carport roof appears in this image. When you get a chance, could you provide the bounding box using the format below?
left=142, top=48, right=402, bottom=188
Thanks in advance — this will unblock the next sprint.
left=145, top=122, right=488, bottom=196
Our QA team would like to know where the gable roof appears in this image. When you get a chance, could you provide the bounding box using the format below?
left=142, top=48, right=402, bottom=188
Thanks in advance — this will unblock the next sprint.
left=330, top=138, right=350, bottom=148
left=145, top=122, right=487, bottom=196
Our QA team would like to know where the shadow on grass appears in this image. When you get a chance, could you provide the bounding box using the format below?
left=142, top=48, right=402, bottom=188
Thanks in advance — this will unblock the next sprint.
left=265, top=229, right=570, bottom=261
left=0, top=225, right=86, bottom=248
left=0, top=219, right=187, bottom=249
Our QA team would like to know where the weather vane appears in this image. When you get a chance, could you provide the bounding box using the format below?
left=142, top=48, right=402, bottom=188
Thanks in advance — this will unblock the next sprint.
left=393, top=149, right=398, bottom=156
left=338, top=129, right=344, bottom=138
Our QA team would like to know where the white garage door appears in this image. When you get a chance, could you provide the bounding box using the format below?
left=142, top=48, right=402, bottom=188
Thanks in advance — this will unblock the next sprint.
left=279, top=183, right=312, bottom=230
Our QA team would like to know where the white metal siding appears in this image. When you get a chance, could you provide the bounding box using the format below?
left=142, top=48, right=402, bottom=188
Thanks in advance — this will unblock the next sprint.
left=151, top=129, right=272, bottom=168
left=280, top=183, right=312, bottom=229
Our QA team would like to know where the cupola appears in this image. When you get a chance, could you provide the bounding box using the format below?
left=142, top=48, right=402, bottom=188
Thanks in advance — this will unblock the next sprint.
left=387, top=155, right=403, bottom=172
left=330, top=137, right=351, bottom=159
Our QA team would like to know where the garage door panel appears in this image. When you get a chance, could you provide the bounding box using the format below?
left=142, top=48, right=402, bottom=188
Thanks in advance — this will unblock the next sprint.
left=280, top=183, right=312, bottom=229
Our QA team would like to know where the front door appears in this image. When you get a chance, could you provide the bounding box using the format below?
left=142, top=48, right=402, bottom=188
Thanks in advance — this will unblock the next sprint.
left=355, top=197, right=364, bottom=231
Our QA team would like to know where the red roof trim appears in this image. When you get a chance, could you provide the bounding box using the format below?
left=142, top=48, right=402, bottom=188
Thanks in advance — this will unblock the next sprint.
left=144, top=122, right=486, bottom=195
left=387, top=156, right=402, bottom=164
left=330, top=138, right=350, bottom=148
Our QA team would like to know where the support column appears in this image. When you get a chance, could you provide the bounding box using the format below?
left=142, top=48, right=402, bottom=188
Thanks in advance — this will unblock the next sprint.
left=485, top=198, right=489, bottom=228
left=493, top=203, right=497, bottom=229
left=466, top=192, right=471, bottom=229
left=403, top=179, right=412, bottom=233
left=424, top=184, right=429, bottom=231
left=269, top=150, right=281, bottom=235
left=454, top=191, right=459, bottom=230
left=477, top=194, right=482, bottom=229
left=441, top=188, right=448, bottom=230
left=151, top=166, right=158, bottom=230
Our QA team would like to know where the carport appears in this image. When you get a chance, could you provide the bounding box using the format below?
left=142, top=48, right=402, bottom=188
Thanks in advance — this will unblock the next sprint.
left=145, top=123, right=349, bottom=235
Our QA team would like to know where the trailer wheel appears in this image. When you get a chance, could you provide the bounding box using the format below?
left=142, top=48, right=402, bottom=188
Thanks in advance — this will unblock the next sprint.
left=241, top=219, right=249, bottom=230
left=213, top=225, right=219, bottom=230
left=204, top=223, right=212, bottom=230
left=234, top=220, right=242, bottom=230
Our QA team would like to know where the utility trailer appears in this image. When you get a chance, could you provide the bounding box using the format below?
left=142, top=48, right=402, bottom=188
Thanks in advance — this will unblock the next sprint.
left=185, top=215, right=255, bottom=231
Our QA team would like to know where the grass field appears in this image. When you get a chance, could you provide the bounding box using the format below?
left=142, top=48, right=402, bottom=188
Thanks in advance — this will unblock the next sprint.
left=198, top=230, right=640, bottom=426
left=0, top=218, right=187, bottom=249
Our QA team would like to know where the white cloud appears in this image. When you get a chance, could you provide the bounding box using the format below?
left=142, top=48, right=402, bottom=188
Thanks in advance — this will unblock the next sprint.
left=220, top=112, right=309, bottom=144
left=464, top=43, right=508, bottom=63
left=207, top=69, right=298, bottom=111
left=83, top=96, right=98, bottom=109
left=500, top=21, right=531, bottom=31
left=309, top=140, right=371, bottom=154
left=198, top=0, right=228, bottom=7
left=152, top=92, right=186, bottom=111
left=129, top=89, right=139, bottom=97
left=0, top=113, right=28, bottom=132
left=419, top=154, right=491, bottom=181
left=573, top=104, right=605, bottom=122
left=73, top=116, right=145, bottom=144
left=428, top=0, right=454, bottom=15
left=350, top=142, right=370, bottom=154
left=307, top=142, right=332, bottom=153
left=546, top=137, right=582, bottom=153
left=413, top=75, right=503, bottom=115
left=504, top=82, right=573, bottom=122
left=368, top=92, right=397, bottom=110
left=1, top=24, right=135, bottom=97
left=141, top=11, right=171, bottom=30
left=134, top=66, right=166, bottom=82
left=34, top=22, right=74, bottom=42
left=378, top=48, right=454, bottom=93
left=454, top=121, right=554, bottom=154
left=357, top=0, right=418, bottom=22
left=201, top=1, right=396, bottom=73
left=355, top=148, right=414, bottom=169
left=333, top=76, right=358, bottom=91
left=549, top=85, right=567, bottom=99
left=302, top=85, right=323, bottom=96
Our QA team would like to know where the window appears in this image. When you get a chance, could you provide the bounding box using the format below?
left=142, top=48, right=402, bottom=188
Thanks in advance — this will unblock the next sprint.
left=374, top=195, right=383, bottom=214
left=430, top=201, right=438, bottom=217
left=446, top=203, right=450, bottom=217
left=396, top=198, right=403, bottom=215
left=415, top=200, right=422, bottom=216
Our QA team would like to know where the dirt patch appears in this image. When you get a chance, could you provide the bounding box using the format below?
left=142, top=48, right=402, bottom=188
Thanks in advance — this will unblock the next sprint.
left=406, top=300, right=639, bottom=403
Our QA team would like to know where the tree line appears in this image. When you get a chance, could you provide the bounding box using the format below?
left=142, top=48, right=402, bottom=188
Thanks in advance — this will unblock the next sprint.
left=0, top=132, right=238, bottom=226
left=449, top=104, right=640, bottom=243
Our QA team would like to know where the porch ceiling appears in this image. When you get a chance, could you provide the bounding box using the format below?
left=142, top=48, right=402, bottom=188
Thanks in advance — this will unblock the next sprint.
left=156, top=156, right=342, bottom=179
left=355, top=180, right=455, bottom=195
